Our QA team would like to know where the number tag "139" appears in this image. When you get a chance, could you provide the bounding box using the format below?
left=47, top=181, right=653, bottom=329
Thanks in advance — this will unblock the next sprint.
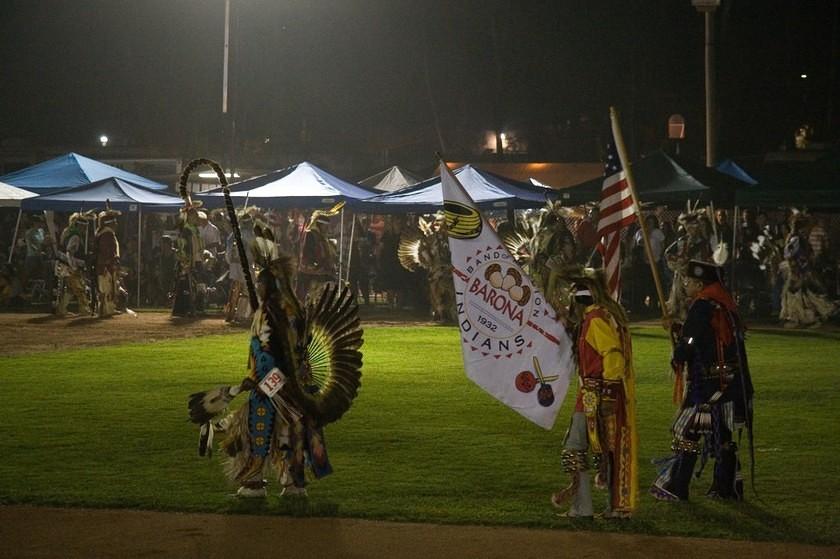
left=259, top=367, right=286, bottom=397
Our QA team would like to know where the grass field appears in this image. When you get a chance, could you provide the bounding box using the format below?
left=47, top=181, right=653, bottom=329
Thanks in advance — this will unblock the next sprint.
left=1, top=325, right=839, bottom=544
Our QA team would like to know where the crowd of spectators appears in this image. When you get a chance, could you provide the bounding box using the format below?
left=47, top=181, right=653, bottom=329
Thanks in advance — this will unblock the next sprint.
left=620, top=207, right=839, bottom=323
left=2, top=205, right=838, bottom=327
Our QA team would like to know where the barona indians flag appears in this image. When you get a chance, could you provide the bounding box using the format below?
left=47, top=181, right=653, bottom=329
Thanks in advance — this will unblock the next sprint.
left=441, top=163, right=574, bottom=429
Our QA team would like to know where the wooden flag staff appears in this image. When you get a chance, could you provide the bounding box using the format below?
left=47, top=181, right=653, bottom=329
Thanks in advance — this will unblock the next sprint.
left=609, top=107, right=669, bottom=320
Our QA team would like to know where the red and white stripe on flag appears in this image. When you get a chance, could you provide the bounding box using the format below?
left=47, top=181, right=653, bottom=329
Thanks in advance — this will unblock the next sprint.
left=596, top=161, right=636, bottom=299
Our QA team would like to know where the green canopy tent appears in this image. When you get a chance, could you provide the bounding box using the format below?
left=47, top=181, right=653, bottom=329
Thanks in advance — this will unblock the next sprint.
left=558, top=150, right=709, bottom=206
left=732, top=149, right=840, bottom=209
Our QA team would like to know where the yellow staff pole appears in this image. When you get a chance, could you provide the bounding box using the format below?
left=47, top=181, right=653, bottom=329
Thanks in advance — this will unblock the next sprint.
left=609, top=107, right=669, bottom=320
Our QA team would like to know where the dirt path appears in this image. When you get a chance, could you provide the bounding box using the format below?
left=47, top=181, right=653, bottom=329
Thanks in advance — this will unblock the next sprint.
left=2, top=311, right=834, bottom=358
left=1, top=505, right=837, bottom=559
left=0, top=311, right=435, bottom=356
left=0, top=312, right=239, bottom=356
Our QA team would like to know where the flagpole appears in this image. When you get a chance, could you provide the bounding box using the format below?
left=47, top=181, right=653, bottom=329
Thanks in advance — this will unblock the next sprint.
left=338, top=206, right=345, bottom=283
left=609, top=107, right=668, bottom=319
left=345, top=213, right=356, bottom=285
left=8, top=208, right=22, bottom=264
left=137, top=206, right=142, bottom=308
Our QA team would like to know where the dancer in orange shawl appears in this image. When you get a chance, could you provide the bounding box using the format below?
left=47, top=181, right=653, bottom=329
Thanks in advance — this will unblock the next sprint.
left=652, top=260, right=754, bottom=501
left=552, top=274, right=638, bottom=518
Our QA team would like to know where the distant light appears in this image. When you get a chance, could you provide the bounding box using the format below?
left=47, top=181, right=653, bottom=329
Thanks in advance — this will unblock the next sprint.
left=500, top=133, right=506, bottom=141
left=800, top=73, right=808, bottom=79
left=691, top=0, right=720, bottom=11
left=198, top=171, right=240, bottom=179
left=264, top=137, right=271, bottom=144
left=484, top=131, right=497, bottom=152
left=99, top=135, right=109, bottom=147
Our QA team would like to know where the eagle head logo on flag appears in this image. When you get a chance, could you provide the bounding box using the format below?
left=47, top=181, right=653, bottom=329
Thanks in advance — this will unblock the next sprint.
left=443, top=201, right=482, bottom=239
left=440, top=163, right=574, bottom=430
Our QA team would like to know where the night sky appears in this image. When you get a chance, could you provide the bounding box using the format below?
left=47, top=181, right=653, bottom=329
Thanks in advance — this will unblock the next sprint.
left=1, top=0, right=837, bottom=170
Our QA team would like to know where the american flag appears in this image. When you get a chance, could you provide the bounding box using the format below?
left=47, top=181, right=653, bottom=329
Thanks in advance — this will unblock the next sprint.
left=597, top=141, right=636, bottom=300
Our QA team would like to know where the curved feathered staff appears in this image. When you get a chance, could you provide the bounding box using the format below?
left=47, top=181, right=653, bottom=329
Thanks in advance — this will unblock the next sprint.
left=180, top=159, right=258, bottom=455
left=179, top=158, right=258, bottom=313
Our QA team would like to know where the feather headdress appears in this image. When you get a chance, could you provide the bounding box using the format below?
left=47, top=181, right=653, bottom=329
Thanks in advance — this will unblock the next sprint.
left=564, top=265, right=629, bottom=327
left=97, top=199, right=121, bottom=221
left=305, top=201, right=345, bottom=232
left=69, top=209, right=96, bottom=225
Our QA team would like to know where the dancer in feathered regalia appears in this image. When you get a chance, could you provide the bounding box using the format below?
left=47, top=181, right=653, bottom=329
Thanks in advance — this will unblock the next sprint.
left=95, top=203, right=121, bottom=318
left=224, top=208, right=259, bottom=323
left=172, top=199, right=206, bottom=317
left=398, top=213, right=456, bottom=323
left=551, top=270, right=638, bottom=519
left=665, top=211, right=713, bottom=321
left=503, top=200, right=578, bottom=315
left=55, top=211, right=95, bottom=317
left=779, top=212, right=837, bottom=328
left=297, top=203, right=343, bottom=300
left=185, top=159, right=363, bottom=498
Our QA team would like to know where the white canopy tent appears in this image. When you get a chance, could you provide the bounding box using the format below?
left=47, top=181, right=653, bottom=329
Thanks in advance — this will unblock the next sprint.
left=2, top=182, right=38, bottom=263
left=0, top=182, right=37, bottom=207
left=358, top=165, right=423, bottom=193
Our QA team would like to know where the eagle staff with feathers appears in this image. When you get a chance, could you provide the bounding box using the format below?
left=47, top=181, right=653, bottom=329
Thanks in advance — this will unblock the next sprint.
left=184, top=159, right=364, bottom=498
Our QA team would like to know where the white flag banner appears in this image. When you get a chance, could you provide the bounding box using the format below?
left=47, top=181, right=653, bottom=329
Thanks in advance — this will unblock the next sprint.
left=440, top=163, right=574, bottom=430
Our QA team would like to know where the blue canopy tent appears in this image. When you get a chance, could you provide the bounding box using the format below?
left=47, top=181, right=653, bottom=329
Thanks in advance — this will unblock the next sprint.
left=717, top=159, right=759, bottom=186
left=557, top=151, right=709, bottom=206
left=21, top=177, right=183, bottom=212
left=0, top=152, right=166, bottom=193
left=356, top=164, right=556, bottom=214
left=197, top=161, right=376, bottom=209
left=20, top=178, right=183, bottom=307
left=198, top=161, right=381, bottom=282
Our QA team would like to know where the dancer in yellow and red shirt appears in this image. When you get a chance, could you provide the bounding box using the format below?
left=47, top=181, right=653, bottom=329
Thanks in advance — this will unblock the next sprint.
left=552, top=275, right=638, bottom=519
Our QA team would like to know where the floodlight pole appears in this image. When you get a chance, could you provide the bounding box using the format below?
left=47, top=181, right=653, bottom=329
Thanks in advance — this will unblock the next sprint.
left=222, top=0, right=230, bottom=116
left=222, top=0, right=237, bottom=179
left=693, top=0, right=720, bottom=167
